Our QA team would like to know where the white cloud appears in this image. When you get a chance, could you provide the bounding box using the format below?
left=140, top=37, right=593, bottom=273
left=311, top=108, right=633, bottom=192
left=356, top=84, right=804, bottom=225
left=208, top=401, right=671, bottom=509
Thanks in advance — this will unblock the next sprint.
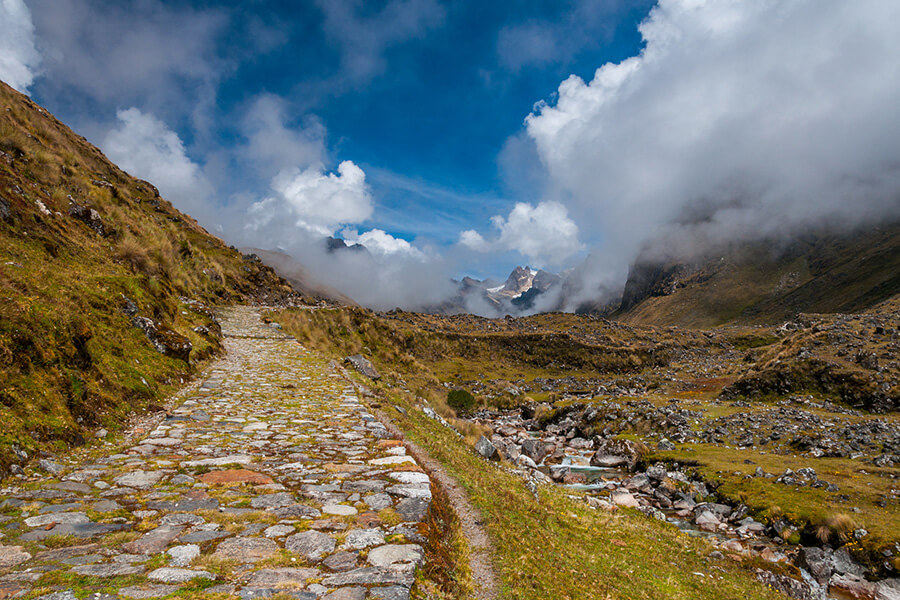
left=102, top=108, right=215, bottom=220
left=459, top=229, right=489, bottom=252
left=460, top=201, right=582, bottom=265
left=28, top=0, right=227, bottom=116
left=248, top=161, right=373, bottom=238
left=239, top=94, right=327, bottom=179
left=0, top=0, right=40, bottom=94
left=342, top=228, right=424, bottom=259
left=526, top=0, right=900, bottom=272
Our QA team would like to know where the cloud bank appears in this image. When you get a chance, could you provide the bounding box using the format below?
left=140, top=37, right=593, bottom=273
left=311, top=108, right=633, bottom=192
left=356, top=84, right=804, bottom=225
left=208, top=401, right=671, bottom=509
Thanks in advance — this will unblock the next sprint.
left=103, top=108, right=216, bottom=222
left=0, top=0, right=40, bottom=94
left=525, top=0, right=900, bottom=305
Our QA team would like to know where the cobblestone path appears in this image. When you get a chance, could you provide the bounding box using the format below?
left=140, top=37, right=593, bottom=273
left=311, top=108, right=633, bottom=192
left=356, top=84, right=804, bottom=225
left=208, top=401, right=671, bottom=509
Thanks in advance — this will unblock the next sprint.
left=0, top=307, right=433, bottom=600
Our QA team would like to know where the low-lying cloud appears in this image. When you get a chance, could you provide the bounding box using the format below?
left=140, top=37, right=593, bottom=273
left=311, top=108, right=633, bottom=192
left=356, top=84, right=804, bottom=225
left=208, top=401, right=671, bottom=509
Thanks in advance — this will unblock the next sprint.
left=524, top=0, right=900, bottom=307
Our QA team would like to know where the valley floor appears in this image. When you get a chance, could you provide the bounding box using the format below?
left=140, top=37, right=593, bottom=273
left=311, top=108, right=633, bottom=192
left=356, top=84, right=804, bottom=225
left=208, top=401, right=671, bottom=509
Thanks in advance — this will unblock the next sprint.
left=0, top=308, right=438, bottom=600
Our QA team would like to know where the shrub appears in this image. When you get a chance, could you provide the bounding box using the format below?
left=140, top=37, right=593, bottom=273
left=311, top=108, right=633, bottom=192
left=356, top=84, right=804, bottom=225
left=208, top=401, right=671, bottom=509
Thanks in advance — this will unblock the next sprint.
left=447, top=389, right=476, bottom=415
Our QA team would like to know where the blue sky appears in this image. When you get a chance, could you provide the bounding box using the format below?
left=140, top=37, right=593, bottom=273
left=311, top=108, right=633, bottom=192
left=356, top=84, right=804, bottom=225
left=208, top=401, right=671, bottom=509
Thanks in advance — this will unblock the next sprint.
left=4, top=0, right=899, bottom=311
left=5, top=0, right=652, bottom=279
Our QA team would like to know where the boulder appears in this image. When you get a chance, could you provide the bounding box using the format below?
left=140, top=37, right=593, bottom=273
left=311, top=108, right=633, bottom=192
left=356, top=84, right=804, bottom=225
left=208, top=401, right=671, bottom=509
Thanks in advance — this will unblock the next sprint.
left=345, top=355, right=380, bottom=380
left=520, top=438, right=549, bottom=463
left=132, top=317, right=192, bottom=363
left=474, top=436, right=499, bottom=461
left=610, top=490, right=639, bottom=508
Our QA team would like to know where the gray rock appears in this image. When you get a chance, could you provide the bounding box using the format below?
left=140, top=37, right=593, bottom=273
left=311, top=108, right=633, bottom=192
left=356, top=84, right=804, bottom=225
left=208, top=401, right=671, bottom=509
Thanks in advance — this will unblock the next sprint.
left=342, top=529, right=384, bottom=550
left=114, top=470, right=164, bottom=489
left=160, top=514, right=205, bottom=527
left=167, top=544, right=200, bottom=567
left=285, top=530, right=336, bottom=562
left=321, top=567, right=414, bottom=587
left=251, top=492, right=296, bottom=509
left=264, top=524, right=295, bottom=538
left=474, top=436, right=498, bottom=461
left=344, top=355, right=380, bottom=380
left=322, top=551, right=358, bottom=572
left=38, top=460, right=66, bottom=476
left=24, top=511, right=90, bottom=527
left=179, top=530, right=231, bottom=544
left=368, top=586, right=410, bottom=600
left=146, top=499, right=219, bottom=511
left=33, top=592, right=77, bottom=600
left=72, top=563, right=144, bottom=577
left=520, top=439, right=548, bottom=463
left=366, top=544, right=424, bottom=569
left=364, top=493, right=392, bottom=510
left=274, top=504, right=322, bottom=519
left=147, top=568, right=215, bottom=583
left=18, top=522, right=127, bottom=541
left=118, top=585, right=180, bottom=599
left=92, top=500, right=122, bottom=513
left=244, top=568, right=319, bottom=588
left=394, top=498, right=429, bottom=522
left=324, top=587, right=366, bottom=600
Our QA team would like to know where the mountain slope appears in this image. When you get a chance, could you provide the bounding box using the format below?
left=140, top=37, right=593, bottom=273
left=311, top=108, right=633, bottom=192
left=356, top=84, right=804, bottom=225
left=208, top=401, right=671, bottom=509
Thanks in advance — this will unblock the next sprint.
left=243, top=247, right=357, bottom=305
left=0, top=81, right=296, bottom=475
left=615, top=222, right=900, bottom=327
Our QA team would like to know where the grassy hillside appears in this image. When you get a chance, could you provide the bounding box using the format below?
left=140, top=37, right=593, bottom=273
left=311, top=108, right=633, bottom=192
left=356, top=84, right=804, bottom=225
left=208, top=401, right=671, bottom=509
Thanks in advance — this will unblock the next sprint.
left=0, top=81, right=298, bottom=475
left=617, top=224, right=900, bottom=328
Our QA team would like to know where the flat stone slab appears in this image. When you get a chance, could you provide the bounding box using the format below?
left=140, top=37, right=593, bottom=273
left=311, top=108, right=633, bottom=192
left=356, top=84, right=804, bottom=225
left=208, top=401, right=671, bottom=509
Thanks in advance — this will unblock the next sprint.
left=321, top=567, right=414, bottom=587
left=285, top=530, right=335, bottom=562
left=244, top=568, right=319, bottom=588
left=199, top=469, right=274, bottom=486
left=147, top=568, right=215, bottom=583
left=251, top=492, right=295, bottom=509
left=0, top=545, right=31, bottom=568
left=24, top=512, right=90, bottom=528
left=114, top=470, right=165, bottom=489
left=122, top=525, right=184, bottom=555
left=181, top=455, right=254, bottom=467
left=72, top=563, right=144, bottom=577
left=212, top=537, right=280, bottom=562
left=367, top=544, right=424, bottom=569
left=118, top=585, right=181, bottom=599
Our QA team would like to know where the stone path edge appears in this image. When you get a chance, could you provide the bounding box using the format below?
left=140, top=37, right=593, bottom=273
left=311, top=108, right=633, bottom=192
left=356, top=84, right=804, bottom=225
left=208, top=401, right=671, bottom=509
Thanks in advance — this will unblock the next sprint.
left=331, top=361, right=500, bottom=600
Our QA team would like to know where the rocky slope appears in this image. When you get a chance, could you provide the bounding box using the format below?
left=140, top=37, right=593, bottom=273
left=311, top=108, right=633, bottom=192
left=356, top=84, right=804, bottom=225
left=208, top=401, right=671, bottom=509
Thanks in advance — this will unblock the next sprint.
left=0, top=81, right=298, bottom=475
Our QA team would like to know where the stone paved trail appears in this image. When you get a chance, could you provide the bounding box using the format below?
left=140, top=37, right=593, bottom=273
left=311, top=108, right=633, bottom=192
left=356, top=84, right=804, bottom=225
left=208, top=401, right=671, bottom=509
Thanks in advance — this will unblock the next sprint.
left=0, top=307, right=433, bottom=600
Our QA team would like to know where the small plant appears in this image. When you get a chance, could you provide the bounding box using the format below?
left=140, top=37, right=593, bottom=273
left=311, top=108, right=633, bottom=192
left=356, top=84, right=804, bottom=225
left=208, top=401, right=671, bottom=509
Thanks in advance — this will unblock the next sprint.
left=447, top=389, right=476, bottom=415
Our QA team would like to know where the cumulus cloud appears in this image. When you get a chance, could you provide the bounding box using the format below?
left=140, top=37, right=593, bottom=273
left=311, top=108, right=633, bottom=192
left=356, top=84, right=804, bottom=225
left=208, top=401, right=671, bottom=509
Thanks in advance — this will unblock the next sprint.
left=246, top=161, right=373, bottom=238
left=461, top=201, right=582, bottom=266
left=0, top=0, right=40, bottom=94
left=103, top=108, right=215, bottom=221
left=341, top=228, right=425, bottom=259
left=525, top=0, right=900, bottom=303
